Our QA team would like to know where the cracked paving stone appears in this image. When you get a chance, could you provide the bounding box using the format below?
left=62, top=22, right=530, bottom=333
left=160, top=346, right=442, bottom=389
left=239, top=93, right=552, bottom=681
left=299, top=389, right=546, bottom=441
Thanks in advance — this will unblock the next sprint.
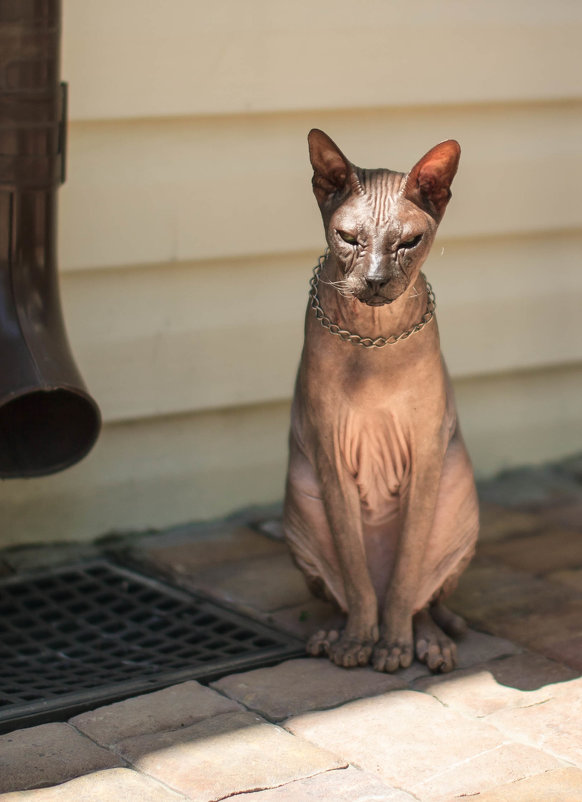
left=471, top=767, right=582, bottom=801
left=0, top=723, right=121, bottom=794
left=0, top=768, right=187, bottom=801
left=211, top=657, right=407, bottom=721
left=71, top=681, right=241, bottom=746
left=116, top=710, right=346, bottom=801
left=286, top=690, right=562, bottom=801
left=236, top=766, right=417, bottom=801
left=414, top=652, right=578, bottom=716
left=486, top=677, right=582, bottom=766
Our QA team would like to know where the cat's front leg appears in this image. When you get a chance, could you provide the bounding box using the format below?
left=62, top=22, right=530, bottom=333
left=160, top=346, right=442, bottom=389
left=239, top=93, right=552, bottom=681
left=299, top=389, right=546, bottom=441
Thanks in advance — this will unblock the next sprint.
left=313, top=441, right=379, bottom=667
left=373, top=439, right=445, bottom=673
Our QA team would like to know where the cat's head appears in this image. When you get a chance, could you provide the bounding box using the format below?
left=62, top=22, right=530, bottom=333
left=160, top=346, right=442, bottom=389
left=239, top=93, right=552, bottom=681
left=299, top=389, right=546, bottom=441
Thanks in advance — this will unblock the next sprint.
left=308, top=129, right=460, bottom=307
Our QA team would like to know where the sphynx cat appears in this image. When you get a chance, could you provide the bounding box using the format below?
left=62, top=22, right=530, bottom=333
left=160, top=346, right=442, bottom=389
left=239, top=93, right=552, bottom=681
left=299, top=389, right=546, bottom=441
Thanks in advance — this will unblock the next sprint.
left=283, top=130, right=479, bottom=673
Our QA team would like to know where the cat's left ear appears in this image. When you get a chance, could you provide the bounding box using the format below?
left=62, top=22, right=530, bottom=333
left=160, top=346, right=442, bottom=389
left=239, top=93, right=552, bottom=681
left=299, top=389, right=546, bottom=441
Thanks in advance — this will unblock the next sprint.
left=402, top=140, right=461, bottom=221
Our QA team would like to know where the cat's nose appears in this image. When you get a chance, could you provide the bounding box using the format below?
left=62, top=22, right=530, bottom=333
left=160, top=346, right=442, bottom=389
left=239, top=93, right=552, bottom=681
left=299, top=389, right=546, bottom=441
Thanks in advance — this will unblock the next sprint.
left=365, top=277, right=389, bottom=292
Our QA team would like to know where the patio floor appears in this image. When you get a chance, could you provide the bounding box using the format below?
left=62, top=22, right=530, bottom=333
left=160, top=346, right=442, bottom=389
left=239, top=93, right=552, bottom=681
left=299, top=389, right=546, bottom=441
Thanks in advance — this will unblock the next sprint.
left=0, top=456, right=582, bottom=800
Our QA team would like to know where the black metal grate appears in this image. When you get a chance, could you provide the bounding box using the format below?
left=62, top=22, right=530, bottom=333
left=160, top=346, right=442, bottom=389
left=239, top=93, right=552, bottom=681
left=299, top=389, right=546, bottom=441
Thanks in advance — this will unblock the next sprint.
left=0, top=559, right=303, bottom=732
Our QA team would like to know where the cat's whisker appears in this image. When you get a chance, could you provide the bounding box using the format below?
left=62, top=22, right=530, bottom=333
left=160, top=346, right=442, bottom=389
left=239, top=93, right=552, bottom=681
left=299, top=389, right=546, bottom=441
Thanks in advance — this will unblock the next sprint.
left=320, top=276, right=354, bottom=298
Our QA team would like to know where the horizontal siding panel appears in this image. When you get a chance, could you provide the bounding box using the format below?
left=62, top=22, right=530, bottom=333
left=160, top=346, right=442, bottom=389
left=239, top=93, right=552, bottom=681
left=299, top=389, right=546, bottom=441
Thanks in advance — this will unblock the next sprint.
left=2, top=363, right=582, bottom=546
left=59, top=102, right=582, bottom=271
left=456, top=363, right=582, bottom=477
left=0, top=401, right=292, bottom=547
left=62, top=0, right=582, bottom=121
left=61, top=232, right=582, bottom=423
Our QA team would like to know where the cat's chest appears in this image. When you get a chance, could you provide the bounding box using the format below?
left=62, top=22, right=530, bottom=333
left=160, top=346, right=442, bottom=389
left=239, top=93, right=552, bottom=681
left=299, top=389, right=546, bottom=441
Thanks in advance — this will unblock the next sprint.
left=334, top=405, right=411, bottom=499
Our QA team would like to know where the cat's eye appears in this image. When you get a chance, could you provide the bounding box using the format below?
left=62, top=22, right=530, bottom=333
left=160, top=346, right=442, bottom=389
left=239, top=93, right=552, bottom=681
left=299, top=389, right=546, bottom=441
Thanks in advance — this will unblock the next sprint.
left=338, top=230, right=358, bottom=245
left=399, top=234, right=422, bottom=250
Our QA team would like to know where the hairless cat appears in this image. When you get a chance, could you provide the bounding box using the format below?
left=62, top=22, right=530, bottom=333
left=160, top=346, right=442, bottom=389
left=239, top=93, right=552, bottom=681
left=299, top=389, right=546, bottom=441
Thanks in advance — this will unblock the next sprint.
left=283, top=130, right=479, bottom=674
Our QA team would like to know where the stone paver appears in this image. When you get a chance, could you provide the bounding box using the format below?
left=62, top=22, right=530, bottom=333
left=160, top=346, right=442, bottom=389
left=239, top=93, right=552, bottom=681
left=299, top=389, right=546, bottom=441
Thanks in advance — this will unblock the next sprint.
left=487, top=679, right=582, bottom=766
left=414, top=652, right=578, bottom=716
left=71, top=680, right=241, bottom=746
left=472, top=767, right=582, bottom=801
left=478, top=502, right=543, bottom=541
left=0, top=723, right=122, bottom=794
left=478, top=527, right=582, bottom=575
left=3, top=543, right=100, bottom=573
left=455, top=628, right=521, bottom=668
left=1, top=459, right=581, bottom=801
left=413, top=743, right=563, bottom=802
left=449, top=561, right=576, bottom=627
left=135, top=525, right=287, bottom=575
left=211, top=657, right=407, bottom=721
left=0, top=768, right=187, bottom=801
left=477, top=466, right=582, bottom=508
left=548, top=568, right=582, bottom=592
left=487, top=599, right=582, bottom=652
left=286, top=690, right=561, bottom=800
left=237, top=766, right=416, bottom=801
left=541, top=499, right=582, bottom=531
left=267, top=598, right=342, bottom=640
left=0, top=558, right=13, bottom=577
left=116, top=709, right=346, bottom=801
left=174, top=552, right=312, bottom=614
left=540, top=635, right=582, bottom=671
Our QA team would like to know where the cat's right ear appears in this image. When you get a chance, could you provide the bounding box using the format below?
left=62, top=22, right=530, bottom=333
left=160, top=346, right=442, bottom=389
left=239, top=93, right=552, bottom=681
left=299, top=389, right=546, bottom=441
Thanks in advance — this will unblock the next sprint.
left=308, top=129, right=352, bottom=205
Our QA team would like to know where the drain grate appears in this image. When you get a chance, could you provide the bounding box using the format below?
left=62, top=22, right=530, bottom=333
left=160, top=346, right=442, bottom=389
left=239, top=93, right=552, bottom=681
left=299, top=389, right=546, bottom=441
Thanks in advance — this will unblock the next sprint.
left=0, top=559, right=303, bottom=732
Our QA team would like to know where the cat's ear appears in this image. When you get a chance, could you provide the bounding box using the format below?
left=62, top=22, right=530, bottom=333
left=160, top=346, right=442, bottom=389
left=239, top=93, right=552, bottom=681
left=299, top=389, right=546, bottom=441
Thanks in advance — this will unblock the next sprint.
left=402, top=140, right=461, bottom=221
left=308, top=129, right=355, bottom=205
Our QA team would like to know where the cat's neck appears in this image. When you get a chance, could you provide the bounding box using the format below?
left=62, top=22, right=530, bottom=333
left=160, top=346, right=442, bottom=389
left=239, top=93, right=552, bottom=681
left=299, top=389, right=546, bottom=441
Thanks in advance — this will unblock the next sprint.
left=318, top=254, right=431, bottom=341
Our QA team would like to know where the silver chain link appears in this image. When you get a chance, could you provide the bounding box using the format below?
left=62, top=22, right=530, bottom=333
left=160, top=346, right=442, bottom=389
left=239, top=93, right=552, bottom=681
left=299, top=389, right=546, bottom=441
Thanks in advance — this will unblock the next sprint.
left=309, top=251, right=436, bottom=348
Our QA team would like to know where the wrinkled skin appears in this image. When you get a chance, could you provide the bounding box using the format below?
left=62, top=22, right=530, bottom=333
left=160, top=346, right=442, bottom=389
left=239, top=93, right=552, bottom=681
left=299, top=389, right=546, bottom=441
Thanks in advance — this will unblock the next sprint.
left=282, top=130, right=479, bottom=674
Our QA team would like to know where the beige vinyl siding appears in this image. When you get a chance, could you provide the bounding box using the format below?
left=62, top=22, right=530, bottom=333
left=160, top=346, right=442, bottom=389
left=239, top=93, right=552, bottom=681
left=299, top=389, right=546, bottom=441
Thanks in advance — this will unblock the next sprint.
left=59, top=103, right=582, bottom=271
left=0, top=1, right=580, bottom=545
left=60, top=229, right=582, bottom=425
left=62, top=1, right=581, bottom=120
left=2, top=363, right=582, bottom=548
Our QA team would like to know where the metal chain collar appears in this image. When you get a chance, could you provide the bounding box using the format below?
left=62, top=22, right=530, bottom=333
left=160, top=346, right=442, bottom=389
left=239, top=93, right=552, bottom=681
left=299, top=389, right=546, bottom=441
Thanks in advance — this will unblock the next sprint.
left=309, top=251, right=436, bottom=349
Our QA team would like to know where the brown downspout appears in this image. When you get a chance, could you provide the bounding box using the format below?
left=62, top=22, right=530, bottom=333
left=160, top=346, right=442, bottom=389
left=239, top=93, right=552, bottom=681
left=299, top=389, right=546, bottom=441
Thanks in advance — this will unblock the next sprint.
left=0, top=0, right=101, bottom=477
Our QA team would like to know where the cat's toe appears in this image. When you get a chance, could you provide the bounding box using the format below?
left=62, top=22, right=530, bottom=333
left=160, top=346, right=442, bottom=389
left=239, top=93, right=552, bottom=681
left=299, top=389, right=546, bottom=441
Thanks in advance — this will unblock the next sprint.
left=372, top=639, right=413, bottom=673
left=306, top=628, right=336, bottom=656
left=327, top=632, right=375, bottom=668
left=414, top=609, right=458, bottom=673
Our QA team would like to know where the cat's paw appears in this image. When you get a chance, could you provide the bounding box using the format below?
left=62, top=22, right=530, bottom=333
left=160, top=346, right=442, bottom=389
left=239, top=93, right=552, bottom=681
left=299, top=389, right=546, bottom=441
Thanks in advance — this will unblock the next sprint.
left=414, top=609, right=457, bottom=673
left=371, top=638, right=414, bottom=673
left=307, top=627, right=376, bottom=668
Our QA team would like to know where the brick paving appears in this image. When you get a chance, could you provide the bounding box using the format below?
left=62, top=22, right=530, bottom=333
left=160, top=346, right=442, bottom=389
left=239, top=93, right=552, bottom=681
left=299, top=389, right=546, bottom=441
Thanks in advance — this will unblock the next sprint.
left=0, top=458, right=581, bottom=800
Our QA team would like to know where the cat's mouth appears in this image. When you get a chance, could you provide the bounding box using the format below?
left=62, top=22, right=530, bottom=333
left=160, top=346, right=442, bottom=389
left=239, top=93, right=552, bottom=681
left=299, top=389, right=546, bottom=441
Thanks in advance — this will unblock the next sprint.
left=362, top=296, right=393, bottom=307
